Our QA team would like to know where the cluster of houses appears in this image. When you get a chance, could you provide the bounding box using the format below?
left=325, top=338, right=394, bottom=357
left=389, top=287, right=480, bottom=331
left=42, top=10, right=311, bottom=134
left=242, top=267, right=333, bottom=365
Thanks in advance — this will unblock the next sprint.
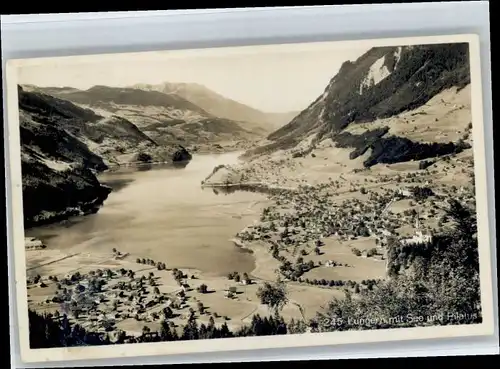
left=235, top=178, right=443, bottom=283
left=25, top=237, right=46, bottom=250
left=32, top=256, right=255, bottom=336
left=241, top=183, right=436, bottom=250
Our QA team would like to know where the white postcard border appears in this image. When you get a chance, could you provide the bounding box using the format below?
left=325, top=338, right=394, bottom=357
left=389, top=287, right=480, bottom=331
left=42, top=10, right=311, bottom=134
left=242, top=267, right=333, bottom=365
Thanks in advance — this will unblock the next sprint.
left=4, top=33, right=496, bottom=364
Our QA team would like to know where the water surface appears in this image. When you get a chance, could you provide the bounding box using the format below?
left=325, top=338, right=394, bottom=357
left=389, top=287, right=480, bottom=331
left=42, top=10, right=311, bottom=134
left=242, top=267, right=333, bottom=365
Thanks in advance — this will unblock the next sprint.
left=26, top=152, right=268, bottom=276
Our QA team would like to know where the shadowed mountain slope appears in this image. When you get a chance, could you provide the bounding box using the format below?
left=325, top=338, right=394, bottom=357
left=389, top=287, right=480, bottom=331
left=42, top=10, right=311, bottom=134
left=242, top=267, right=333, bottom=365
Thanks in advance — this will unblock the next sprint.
left=18, top=86, right=190, bottom=227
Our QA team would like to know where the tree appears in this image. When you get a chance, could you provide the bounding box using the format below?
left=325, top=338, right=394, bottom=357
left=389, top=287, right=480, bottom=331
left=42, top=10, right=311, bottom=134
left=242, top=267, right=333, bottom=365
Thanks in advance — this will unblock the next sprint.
left=208, top=316, right=215, bottom=330
left=256, top=280, right=288, bottom=315
left=182, top=318, right=199, bottom=340
left=447, top=198, right=477, bottom=236
left=162, top=307, right=173, bottom=319
left=219, top=322, right=232, bottom=338
left=115, top=330, right=126, bottom=344
left=197, top=302, right=204, bottom=314
left=136, top=152, right=153, bottom=163
left=197, top=284, right=208, bottom=294
left=28, top=309, right=110, bottom=348
left=351, top=248, right=362, bottom=257
left=160, top=321, right=174, bottom=341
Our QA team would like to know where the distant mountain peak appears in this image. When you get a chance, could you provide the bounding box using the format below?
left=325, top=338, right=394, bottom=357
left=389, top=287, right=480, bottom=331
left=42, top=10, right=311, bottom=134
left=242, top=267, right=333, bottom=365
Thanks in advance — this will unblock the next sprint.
left=131, top=81, right=298, bottom=130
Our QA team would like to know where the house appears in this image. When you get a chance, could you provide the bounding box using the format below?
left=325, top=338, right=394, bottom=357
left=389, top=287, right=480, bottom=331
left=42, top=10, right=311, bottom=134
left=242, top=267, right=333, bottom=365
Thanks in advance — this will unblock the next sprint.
left=114, top=252, right=129, bottom=260
left=149, top=312, right=159, bottom=320
left=397, top=188, right=412, bottom=197
left=110, top=313, right=120, bottom=320
left=401, top=231, right=432, bottom=246
left=324, top=260, right=336, bottom=268
left=142, top=332, right=159, bottom=339
left=224, top=287, right=237, bottom=298
left=379, top=229, right=393, bottom=237
left=25, top=237, right=46, bottom=250
left=176, top=290, right=185, bottom=297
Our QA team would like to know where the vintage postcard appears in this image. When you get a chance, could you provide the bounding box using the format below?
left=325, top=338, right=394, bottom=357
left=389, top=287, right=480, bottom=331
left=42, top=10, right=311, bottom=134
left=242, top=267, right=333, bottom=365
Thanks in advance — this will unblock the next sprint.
left=5, top=34, right=495, bottom=363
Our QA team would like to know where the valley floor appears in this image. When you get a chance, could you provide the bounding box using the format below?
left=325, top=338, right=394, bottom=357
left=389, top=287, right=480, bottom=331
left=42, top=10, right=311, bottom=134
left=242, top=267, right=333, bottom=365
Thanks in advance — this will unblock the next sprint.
left=25, top=247, right=341, bottom=337
left=25, top=138, right=475, bottom=340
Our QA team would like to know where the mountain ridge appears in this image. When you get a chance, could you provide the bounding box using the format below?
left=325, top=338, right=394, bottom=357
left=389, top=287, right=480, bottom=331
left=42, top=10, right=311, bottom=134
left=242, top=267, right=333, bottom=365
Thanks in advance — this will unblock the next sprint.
left=244, top=43, right=471, bottom=166
left=18, top=86, right=191, bottom=227
left=23, top=84, right=209, bottom=115
left=130, top=81, right=298, bottom=130
left=25, top=84, right=266, bottom=149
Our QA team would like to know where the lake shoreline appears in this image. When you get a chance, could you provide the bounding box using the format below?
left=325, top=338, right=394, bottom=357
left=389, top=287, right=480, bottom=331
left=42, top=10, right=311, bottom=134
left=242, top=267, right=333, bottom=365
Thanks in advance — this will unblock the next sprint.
left=25, top=151, right=268, bottom=277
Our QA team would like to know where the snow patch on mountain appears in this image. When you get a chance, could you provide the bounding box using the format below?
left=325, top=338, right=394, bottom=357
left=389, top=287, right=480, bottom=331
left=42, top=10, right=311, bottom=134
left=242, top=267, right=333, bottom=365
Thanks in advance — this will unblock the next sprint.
left=359, top=56, right=392, bottom=95
left=394, top=46, right=403, bottom=67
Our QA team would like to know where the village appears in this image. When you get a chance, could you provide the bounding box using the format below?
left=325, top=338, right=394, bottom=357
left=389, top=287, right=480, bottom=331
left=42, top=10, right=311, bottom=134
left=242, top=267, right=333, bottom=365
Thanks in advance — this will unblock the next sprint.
left=26, top=245, right=272, bottom=340
left=233, top=148, right=476, bottom=288
left=24, top=139, right=476, bottom=342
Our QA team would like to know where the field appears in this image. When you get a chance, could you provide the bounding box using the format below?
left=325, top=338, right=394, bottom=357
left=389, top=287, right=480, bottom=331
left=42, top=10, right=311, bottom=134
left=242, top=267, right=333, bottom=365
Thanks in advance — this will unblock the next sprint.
left=25, top=246, right=340, bottom=336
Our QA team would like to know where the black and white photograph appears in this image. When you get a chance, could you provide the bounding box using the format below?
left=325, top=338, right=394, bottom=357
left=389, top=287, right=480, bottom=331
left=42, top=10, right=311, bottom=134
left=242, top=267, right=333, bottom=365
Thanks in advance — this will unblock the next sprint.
left=5, top=34, right=495, bottom=362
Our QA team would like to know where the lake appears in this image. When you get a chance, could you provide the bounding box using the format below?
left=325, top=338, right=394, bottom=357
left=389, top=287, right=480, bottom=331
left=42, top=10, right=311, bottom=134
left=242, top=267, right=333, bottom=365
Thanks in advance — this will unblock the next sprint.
left=25, top=152, right=269, bottom=276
